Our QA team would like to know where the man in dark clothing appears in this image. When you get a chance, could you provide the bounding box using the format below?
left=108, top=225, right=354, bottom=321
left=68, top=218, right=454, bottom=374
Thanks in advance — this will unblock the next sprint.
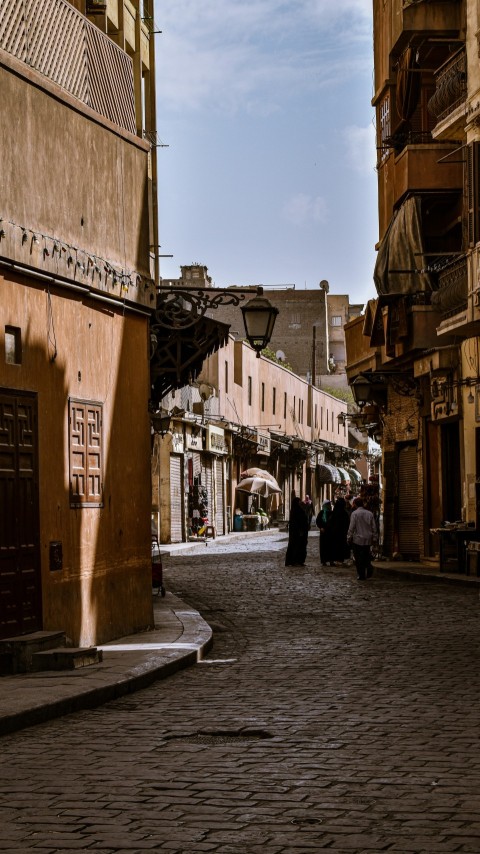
left=285, top=496, right=310, bottom=566
left=347, top=497, right=377, bottom=580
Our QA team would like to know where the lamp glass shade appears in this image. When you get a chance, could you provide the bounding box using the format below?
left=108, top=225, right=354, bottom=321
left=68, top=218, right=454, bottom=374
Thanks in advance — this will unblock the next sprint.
left=241, top=296, right=279, bottom=355
left=350, top=375, right=374, bottom=407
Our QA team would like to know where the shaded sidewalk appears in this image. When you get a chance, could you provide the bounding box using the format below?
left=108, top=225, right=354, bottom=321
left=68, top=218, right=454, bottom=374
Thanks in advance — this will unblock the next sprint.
left=0, top=592, right=212, bottom=738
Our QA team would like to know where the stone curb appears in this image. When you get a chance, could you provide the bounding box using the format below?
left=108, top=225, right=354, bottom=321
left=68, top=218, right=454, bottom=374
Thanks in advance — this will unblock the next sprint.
left=0, top=600, right=212, bottom=738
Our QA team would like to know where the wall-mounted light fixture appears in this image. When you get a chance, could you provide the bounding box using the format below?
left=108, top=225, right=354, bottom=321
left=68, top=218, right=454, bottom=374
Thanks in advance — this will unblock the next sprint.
left=153, top=285, right=278, bottom=357
left=241, top=294, right=279, bottom=357
left=350, top=371, right=419, bottom=409
left=150, top=411, right=172, bottom=436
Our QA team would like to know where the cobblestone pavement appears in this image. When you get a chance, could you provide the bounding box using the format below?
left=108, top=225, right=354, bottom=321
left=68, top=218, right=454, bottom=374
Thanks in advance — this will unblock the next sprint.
left=1, top=531, right=480, bottom=853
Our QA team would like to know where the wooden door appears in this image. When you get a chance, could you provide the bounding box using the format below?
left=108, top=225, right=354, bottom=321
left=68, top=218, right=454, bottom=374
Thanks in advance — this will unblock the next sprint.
left=0, top=391, right=41, bottom=638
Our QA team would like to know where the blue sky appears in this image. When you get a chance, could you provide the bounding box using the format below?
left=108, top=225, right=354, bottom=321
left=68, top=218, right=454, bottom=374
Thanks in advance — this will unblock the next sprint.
left=154, top=0, right=378, bottom=306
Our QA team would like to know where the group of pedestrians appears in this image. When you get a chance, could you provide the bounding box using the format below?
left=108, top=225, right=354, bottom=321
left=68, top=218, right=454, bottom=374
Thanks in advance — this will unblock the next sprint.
left=286, top=493, right=378, bottom=581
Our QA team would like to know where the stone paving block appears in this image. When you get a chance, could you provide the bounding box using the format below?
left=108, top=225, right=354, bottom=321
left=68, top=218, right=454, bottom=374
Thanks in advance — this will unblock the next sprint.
left=1, top=533, right=480, bottom=853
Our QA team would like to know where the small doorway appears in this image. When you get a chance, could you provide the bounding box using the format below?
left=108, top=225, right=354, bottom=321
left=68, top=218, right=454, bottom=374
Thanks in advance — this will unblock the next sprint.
left=0, top=390, right=42, bottom=638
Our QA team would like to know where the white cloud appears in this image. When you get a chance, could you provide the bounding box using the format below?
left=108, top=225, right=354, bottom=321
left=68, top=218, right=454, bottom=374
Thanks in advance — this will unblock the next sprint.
left=282, top=193, right=328, bottom=226
left=343, top=123, right=377, bottom=175
left=155, top=0, right=372, bottom=113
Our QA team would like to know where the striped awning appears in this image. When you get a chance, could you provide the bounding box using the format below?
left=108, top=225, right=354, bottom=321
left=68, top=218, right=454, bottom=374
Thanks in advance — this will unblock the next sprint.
left=317, top=463, right=341, bottom=484
left=337, top=467, right=351, bottom=483
left=347, top=467, right=363, bottom=484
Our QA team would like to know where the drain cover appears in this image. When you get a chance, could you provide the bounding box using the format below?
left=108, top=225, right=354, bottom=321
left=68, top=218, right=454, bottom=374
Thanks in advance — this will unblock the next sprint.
left=165, top=728, right=273, bottom=745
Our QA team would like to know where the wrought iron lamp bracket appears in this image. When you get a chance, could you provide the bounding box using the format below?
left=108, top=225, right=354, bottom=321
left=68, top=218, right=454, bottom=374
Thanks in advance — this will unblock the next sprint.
left=154, top=286, right=261, bottom=330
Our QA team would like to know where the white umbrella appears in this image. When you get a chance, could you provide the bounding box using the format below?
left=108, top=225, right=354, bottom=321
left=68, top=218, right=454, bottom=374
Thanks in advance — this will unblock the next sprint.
left=236, top=476, right=282, bottom=497
left=240, top=468, right=280, bottom=487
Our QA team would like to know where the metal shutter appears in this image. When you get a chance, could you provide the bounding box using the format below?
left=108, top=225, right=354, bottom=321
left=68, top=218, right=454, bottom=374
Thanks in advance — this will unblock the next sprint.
left=398, top=444, right=420, bottom=558
left=202, top=458, right=213, bottom=527
left=215, top=459, right=225, bottom=536
left=170, top=455, right=183, bottom=543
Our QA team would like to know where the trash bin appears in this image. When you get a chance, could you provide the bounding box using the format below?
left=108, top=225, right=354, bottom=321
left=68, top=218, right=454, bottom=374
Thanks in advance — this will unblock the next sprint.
left=233, top=513, right=243, bottom=532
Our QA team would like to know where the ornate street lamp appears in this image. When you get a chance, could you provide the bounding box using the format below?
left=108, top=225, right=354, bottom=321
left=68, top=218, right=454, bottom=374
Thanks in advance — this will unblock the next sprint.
left=241, top=294, right=279, bottom=357
left=350, top=374, right=387, bottom=409
left=153, top=284, right=278, bottom=354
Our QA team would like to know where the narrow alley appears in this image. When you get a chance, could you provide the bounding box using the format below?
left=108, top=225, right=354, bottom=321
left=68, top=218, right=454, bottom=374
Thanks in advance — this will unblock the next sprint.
left=1, top=531, right=479, bottom=853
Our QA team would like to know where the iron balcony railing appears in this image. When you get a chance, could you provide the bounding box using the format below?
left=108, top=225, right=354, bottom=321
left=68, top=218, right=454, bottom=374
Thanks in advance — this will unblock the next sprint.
left=0, top=0, right=136, bottom=135
left=432, top=256, right=468, bottom=318
left=428, top=48, right=467, bottom=125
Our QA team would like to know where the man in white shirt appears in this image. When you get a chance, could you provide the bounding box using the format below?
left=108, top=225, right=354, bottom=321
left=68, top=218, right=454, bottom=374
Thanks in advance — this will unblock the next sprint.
left=347, top=497, right=378, bottom=581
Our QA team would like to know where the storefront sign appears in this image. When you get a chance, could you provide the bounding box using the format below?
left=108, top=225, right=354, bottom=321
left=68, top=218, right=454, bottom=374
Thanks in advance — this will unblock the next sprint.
left=206, top=424, right=227, bottom=454
left=171, top=432, right=184, bottom=454
left=186, top=432, right=203, bottom=451
left=256, top=430, right=271, bottom=456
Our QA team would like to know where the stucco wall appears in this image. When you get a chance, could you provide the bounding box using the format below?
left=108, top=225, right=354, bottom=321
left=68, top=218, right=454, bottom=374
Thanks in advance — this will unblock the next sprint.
left=1, top=272, right=153, bottom=645
left=0, top=52, right=154, bottom=305
left=199, top=336, right=349, bottom=448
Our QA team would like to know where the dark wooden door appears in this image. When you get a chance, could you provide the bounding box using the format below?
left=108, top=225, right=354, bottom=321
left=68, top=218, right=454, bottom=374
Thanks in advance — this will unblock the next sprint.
left=0, top=391, right=41, bottom=638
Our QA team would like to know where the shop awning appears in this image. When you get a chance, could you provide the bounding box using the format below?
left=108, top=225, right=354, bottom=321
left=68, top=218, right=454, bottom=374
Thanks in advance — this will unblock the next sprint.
left=337, top=467, right=351, bottom=483
left=347, top=468, right=363, bottom=484
left=150, top=313, right=230, bottom=404
left=317, top=463, right=341, bottom=484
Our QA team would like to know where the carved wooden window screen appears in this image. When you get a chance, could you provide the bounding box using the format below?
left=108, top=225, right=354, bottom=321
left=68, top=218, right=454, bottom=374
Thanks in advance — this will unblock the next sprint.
left=69, top=399, right=103, bottom=507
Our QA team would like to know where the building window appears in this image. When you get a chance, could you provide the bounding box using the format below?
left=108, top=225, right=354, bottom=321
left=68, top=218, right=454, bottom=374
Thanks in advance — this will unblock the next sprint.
left=315, top=404, right=318, bottom=428
left=69, top=400, right=103, bottom=507
left=225, top=360, right=229, bottom=394
left=378, top=93, right=391, bottom=165
left=5, top=326, right=21, bottom=365
left=248, top=376, right=252, bottom=406
left=300, top=399, right=303, bottom=423
left=261, top=382, right=265, bottom=412
left=326, top=410, right=329, bottom=431
left=273, top=387, right=276, bottom=415
left=284, top=392, right=287, bottom=419
left=331, top=316, right=342, bottom=327
left=321, top=406, right=323, bottom=430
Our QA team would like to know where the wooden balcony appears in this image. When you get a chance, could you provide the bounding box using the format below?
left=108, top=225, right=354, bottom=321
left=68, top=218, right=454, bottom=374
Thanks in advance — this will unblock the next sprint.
left=378, top=141, right=463, bottom=237
left=0, top=0, right=136, bottom=134
left=377, top=0, right=463, bottom=64
left=345, top=316, right=382, bottom=381
left=346, top=296, right=462, bottom=379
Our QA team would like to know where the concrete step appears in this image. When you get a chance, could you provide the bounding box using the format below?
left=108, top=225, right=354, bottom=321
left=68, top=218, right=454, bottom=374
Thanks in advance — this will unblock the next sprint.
left=31, top=647, right=103, bottom=671
left=0, top=631, right=67, bottom=675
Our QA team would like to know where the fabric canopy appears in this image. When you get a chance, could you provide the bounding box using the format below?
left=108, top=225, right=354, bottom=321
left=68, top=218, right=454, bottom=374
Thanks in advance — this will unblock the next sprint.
left=347, top=468, right=363, bottom=484
left=396, top=47, right=421, bottom=122
left=374, top=196, right=433, bottom=296
left=317, top=463, right=341, bottom=484
left=337, top=467, right=351, bottom=484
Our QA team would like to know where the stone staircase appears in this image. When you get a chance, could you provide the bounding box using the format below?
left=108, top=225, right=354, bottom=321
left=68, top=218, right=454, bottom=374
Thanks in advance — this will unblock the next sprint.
left=0, top=631, right=102, bottom=675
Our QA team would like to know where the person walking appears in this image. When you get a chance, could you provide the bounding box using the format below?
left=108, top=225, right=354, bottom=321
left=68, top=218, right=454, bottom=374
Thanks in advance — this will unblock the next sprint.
left=285, top=496, right=310, bottom=566
left=302, top=494, right=314, bottom=528
left=347, top=497, right=378, bottom=580
left=328, top=497, right=351, bottom=566
left=316, top=500, right=334, bottom=566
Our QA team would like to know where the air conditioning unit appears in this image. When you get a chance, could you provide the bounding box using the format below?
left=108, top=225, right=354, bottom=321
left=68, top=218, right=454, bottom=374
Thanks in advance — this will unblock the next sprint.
left=87, top=1, right=107, bottom=12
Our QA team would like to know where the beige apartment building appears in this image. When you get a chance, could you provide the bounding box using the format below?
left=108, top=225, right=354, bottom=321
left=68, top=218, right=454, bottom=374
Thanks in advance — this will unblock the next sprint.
left=161, top=266, right=364, bottom=386
left=0, top=0, right=158, bottom=647
left=152, top=336, right=365, bottom=545
left=346, top=0, right=480, bottom=570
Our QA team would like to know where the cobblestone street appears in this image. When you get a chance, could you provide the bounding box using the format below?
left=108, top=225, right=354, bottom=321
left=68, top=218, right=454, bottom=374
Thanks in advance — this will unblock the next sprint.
left=1, top=530, right=480, bottom=853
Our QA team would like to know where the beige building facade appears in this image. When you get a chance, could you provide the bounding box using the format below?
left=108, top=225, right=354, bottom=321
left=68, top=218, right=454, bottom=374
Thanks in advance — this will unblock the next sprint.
left=346, top=0, right=480, bottom=569
left=152, top=336, right=365, bottom=545
left=0, top=0, right=158, bottom=645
